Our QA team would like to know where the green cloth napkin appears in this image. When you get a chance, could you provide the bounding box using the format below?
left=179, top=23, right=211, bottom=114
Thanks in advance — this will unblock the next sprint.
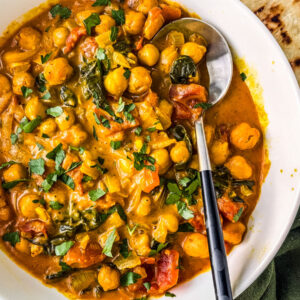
left=237, top=209, right=300, bottom=300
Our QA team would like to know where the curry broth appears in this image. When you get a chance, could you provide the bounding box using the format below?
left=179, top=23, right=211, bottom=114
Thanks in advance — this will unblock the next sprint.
left=0, top=0, right=264, bottom=299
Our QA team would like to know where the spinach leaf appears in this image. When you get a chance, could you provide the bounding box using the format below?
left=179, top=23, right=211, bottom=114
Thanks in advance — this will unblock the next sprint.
left=29, top=158, right=45, bottom=175
left=233, top=207, right=244, bottom=222
left=10, top=133, right=18, bottom=145
left=149, top=242, right=168, bottom=257
left=55, top=241, right=74, bottom=256
left=170, top=55, right=196, bottom=84
left=111, top=9, right=125, bottom=25
left=102, top=228, right=117, bottom=257
left=143, top=282, right=151, bottom=291
left=50, top=201, right=64, bottom=210
left=120, top=272, right=141, bottom=287
left=165, top=292, right=176, bottom=297
left=177, top=223, right=194, bottom=232
left=120, top=238, right=130, bottom=258
left=108, top=204, right=127, bottom=222
left=0, top=161, right=16, bottom=170
left=110, top=140, right=122, bottom=150
left=41, top=52, right=52, bottom=64
left=21, top=116, right=42, bottom=133
left=60, top=86, right=77, bottom=107
left=65, top=162, right=82, bottom=173
left=110, top=26, right=118, bottom=42
left=59, top=174, right=75, bottom=189
left=92, top=0, right=110, bottom=6
left=240, top=72, right=247, bottom=81
left=3, top=232, right=20, bottom=246
left=193, top=102, right=212, bottom=109
left=80, top=60, right=106, bottom=107
left=46, top=106, right=63, bottom=117
left=21, top=86, right=33, bottom=98
left=113, top=40, right=132, bottom=54
left=46, top=260, right=73, bottom=280
left=83, top=13, right=100, bottom=35
left=50, top=4, right=71, bottom=19
left=88, top=188, right=106, bottom=201
left=2, top=179, right=29, bottom=189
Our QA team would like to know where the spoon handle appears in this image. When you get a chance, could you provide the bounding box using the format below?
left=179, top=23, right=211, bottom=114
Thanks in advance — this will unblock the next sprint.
left=195, top=117, right=233, bottom=300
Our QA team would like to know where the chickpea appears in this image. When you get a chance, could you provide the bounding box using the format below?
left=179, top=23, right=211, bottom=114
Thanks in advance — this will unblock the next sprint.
left=136, top=196, right=152, bottom=216
left=55, top=109, right=75, bottom=131
left=19, top=194, right=42, bottom=218
left=3, top=164, right=27, bottom=182
left=25, top=97, right=46, bottom=120
left=137, top=0, right=158, bottom=14
left=158, top=45, right=178, bottom=73
left=223, top=222, right=246, bottom=245
left=12, top=72, right=35, bottom=95
left=138, top=44, right=160, bottom=67
left=95, top=15, right=115, bottom=35
left=230, top=122, right=260, bottom=150
left=180, top=42, right=207, bottom=64
left=225, top=155, right=253, bottom=179
left=64, top=125, right=88, bottom=147
left=98, top=265, right=120, bottom=291
left=210, top=140, right=230, bottom=165
left=0, top=207, right=11, bottom=221
left=124, top=9, right=145, bottom=35
left=170, top=141, right=190, bottom=164
left=150, top=149, right=171, bottom=174
left=152, top=220, right=168, bottom=243
left=128, top=66, right=152, bottom=95
left=130, top=231, right=151, bottom=256
left=39, top=118, right=57, bottom=137
left=204, top=125, right=214, bottom=146
left=53, top=27, right=69, bottom=48
left=182, top=233, right=209, bottom=258
left=44, top=58, right=73, bottom=86
left=18, top=27, right=41, bottom=50
left=161, top=213, right=179, bottom=233
left=15, top=238, right=31, bottom=254
left=104, top=67, right=128, bottom=96
left=0, top=74, right=11, bottom=96
left=189, top=154, right=199, bottom=170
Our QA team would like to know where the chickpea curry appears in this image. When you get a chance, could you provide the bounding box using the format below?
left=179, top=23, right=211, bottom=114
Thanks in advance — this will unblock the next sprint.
left=0, top=0, right=264, bottom=299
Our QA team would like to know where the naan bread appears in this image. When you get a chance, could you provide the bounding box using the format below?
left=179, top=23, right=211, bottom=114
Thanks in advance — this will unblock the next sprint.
left=241, top=0, right=300, bottom=85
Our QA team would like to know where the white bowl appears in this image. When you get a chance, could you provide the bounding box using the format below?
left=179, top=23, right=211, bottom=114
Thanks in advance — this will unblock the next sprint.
left=1, top=0, right=300, bottom=299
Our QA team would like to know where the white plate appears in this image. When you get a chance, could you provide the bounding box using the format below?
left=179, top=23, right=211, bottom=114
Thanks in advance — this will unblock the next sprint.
left=0, top=0, right=300, bottom=299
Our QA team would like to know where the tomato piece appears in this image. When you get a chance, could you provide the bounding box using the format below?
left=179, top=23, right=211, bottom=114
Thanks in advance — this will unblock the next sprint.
left=137, top=163, right=160, bottom=193
left=160, top=4, right=182, bottom=22
left=63, top=26, right=87, bottom=54
left=149, top=249, right=179, bottom=294
left=189, top=212, right=206, bottom=233
left=170, top=84, right=208, bottom=121
left=217, top=196, right=245, bottom=222
left=80, top=37, right=98, bottom=59
left=20, top=220, right=47, bottom=236
left=63, top=242, right=105, bottom=268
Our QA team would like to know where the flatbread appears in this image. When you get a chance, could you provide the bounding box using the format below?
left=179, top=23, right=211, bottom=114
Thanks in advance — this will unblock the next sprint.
left=241, top=0, right=300, bottom=85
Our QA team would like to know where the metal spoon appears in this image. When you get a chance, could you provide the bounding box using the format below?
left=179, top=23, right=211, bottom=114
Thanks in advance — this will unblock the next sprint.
left=152, top=18, right=233, bottom=300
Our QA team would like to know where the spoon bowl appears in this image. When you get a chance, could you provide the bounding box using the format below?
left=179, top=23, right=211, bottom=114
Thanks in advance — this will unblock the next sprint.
left=152, top=17, right=233, bottom=106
